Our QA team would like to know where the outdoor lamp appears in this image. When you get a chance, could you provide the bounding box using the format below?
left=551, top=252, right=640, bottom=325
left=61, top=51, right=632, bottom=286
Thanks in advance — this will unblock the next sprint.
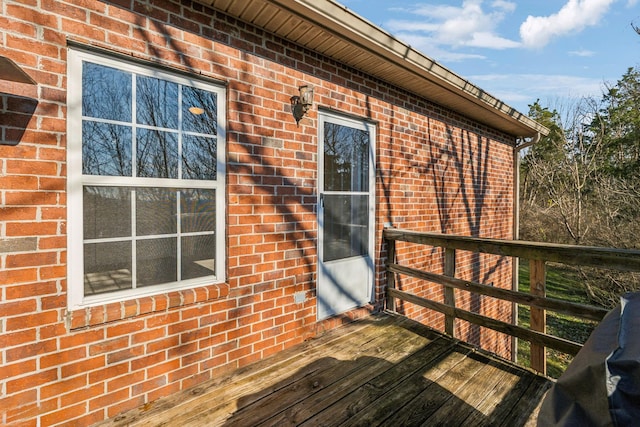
left=290, top=85, right=314, bottom=125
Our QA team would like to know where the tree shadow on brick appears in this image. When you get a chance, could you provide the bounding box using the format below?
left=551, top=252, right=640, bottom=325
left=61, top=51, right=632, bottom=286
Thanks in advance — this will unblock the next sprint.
left=383, top=116, right=511, bottom=353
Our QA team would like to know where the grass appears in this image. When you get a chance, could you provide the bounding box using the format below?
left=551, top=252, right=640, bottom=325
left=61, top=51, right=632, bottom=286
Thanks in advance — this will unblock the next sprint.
left=517, top=261, right=598, bottom=378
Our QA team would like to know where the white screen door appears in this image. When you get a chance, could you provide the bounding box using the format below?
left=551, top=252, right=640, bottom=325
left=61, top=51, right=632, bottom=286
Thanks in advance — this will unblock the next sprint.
left=317, top=111, right=375, bottom=320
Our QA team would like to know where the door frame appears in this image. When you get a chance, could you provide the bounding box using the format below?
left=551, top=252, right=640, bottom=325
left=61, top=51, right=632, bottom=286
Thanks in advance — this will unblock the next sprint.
left=317, top=109, right=376, bottom=320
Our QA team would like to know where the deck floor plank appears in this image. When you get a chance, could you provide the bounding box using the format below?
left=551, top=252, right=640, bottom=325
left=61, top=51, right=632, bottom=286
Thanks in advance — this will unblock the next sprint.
left=420, top=356, right=518, bottom=426
left=206, top=324, right=436, bottom=426
left=461, top=361, right=529, bottom=426
left=123, top=316, right=395, bottom=427
left=498, top=375, right=552, bottom=427
left=253, top=332, right=444, bottom=426
left=340, top=345, right=476, bottom=427
left=98, top=313, right=552, bottom=427
left=158, top=316, right=435, bottom=427
left=302, top=338, right=463, bottom=427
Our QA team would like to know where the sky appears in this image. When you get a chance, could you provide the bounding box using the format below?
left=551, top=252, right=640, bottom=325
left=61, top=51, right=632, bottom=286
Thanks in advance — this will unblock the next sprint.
left=339, top=0, right=640, bottom=115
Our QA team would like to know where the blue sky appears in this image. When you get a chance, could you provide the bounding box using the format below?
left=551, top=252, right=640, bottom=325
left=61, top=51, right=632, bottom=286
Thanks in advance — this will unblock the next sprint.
left=340, top=0, right=640, bottom=114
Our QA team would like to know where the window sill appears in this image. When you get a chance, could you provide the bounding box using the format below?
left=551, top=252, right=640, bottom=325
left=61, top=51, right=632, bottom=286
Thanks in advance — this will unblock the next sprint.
left=66, top=283, right=229, bottom=330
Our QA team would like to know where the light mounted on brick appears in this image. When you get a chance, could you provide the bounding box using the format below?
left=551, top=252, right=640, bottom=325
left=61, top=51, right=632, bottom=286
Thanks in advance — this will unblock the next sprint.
left=290, top=85, right=314, bottom=126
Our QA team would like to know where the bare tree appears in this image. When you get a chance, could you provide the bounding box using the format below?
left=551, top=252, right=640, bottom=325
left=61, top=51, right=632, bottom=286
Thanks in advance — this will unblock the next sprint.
left=521, top=80, right=640, bottom=307
left=521, top=97, right=606, bottom=245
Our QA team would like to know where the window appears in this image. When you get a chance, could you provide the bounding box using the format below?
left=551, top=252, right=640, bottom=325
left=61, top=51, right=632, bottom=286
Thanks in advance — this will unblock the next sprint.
left=67, top=48, right=226, bottom=309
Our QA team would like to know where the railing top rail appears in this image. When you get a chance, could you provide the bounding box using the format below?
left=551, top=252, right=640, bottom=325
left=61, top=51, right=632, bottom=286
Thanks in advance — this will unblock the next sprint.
left=383, top=228, right=640, bottom=272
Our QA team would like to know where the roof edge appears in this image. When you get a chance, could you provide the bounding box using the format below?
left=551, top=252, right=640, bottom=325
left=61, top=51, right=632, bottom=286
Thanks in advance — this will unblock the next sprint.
left=195, top=0, right=549, bottom=137
left=281, top=0, right=549, bottom=137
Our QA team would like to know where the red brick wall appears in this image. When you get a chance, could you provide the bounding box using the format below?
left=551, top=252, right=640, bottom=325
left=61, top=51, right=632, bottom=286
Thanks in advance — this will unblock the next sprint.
left=0, top=0, right=515, bottom=424
left=381, top=122, right=516, bottom=358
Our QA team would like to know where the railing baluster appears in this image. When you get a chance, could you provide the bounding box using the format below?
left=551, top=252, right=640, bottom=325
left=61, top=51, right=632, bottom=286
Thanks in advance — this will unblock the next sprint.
left=386, top=235, right=396, bottom=312
left=529, top=259, right=547, bottom=375
left=444, top=248, right=456, bottom=337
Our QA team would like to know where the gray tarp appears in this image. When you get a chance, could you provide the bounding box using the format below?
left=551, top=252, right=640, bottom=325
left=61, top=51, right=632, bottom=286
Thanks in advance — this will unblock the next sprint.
left=537, top=292, right=640, bottom=426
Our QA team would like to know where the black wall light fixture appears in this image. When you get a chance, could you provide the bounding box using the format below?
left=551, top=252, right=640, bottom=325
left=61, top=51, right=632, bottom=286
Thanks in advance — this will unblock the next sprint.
left=290, top=85, right=314, bottom=126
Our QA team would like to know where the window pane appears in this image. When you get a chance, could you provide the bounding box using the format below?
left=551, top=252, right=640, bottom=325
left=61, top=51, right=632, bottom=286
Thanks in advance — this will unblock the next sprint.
left=84, top=186, right=131, bottom=239
left=136, top=188, right=177, bottom=236
left=323, top=123, right=370, bottom=192
left=136, top=129, right=178, bottom=178
left=136, top=75, right=178, bottom=129
left=137, top=238, right=177, bottom=287
left=182, top=135, right=217, bottom=180
left=180, top=189, right=216, bottom=233
left=84, top=241, right=132, bottom=295
left=82, top=62, right=132, bottom=122
left=82, top=121, right=132, bottom=176
left=72, top=50, right=226, bottom=305
left=181, top=235, right=215, bottom=280
left=323, top=194, right=368, bottom=262
left=182, top=86, right=217, bottom=134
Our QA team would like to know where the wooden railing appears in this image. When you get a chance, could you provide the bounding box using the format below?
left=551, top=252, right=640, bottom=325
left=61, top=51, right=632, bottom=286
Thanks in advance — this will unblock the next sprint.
left=383, top=228, right=640, bottom=375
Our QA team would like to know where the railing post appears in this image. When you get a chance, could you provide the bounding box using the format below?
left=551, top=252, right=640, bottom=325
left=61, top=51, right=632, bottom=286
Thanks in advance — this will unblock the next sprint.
left=386, top=235, right=396, bottom=312
left=529, top=259, right=547, bottom=375
left=444, top=248, right=456, bottom=337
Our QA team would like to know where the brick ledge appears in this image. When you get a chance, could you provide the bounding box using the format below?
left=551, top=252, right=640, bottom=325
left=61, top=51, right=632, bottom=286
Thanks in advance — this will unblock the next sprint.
left=66, top=283, right=230, bottom=330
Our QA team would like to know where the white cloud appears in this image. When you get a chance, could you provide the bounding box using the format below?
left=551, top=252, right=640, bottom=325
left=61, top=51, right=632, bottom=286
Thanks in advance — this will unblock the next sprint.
left=569, top=49, right=596, bottom=57
left=519, top=0, right=616, bottom=48
left=467, top=73, right=607, bottom=112
left=467, top=32, right=521, bottom=49
left=491, top=0, right=517, bottom=12
left=385, top=0, right=520, bottom=50
left=393, top=33, right=488, bottom=62
left=385, top=20, right=439, bottom=33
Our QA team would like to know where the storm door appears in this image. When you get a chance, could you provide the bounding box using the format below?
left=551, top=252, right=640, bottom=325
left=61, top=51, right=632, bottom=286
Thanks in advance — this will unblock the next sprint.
left=317, top=111, right=375, bottom=320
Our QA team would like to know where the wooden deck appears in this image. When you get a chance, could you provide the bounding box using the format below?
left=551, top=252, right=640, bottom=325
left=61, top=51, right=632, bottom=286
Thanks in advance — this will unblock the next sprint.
left=99, top=313, right=552, bottom=427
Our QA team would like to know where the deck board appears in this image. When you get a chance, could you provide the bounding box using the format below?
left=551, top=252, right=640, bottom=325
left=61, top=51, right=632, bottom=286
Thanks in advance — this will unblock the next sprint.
left=98, top=313, right=552, bottom=427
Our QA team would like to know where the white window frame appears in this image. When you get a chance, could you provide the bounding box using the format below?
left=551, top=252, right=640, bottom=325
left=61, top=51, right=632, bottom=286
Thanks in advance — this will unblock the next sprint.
left=67, top=48, right=226, bottom=310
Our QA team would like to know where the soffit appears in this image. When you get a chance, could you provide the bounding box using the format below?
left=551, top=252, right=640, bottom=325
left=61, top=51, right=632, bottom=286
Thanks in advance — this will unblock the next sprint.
left=195, top=0, right=548, bottom=138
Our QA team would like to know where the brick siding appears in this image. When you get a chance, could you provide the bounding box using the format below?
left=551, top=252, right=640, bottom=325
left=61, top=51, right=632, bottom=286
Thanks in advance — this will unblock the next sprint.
left=0, top=0, right=515, bottom=424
